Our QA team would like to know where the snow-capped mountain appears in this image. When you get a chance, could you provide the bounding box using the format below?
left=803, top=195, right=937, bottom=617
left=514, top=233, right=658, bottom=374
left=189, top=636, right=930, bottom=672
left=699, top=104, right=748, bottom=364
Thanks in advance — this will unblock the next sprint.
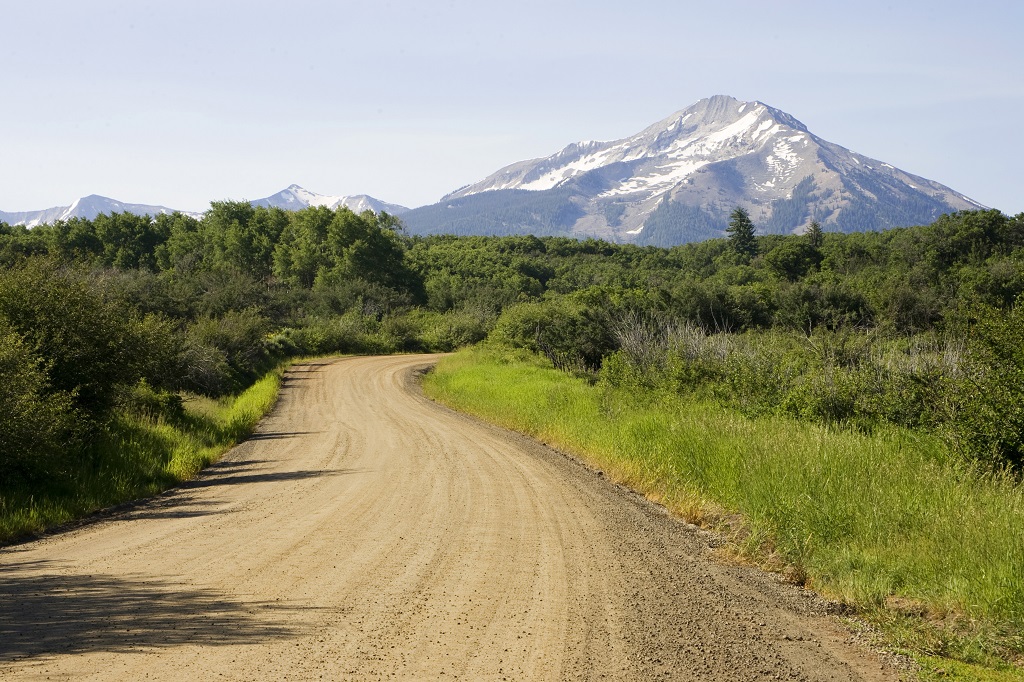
left=250, top=185, right=409, bottom=215
left=1, top=185, right=408, bottom=229
left=403, top=95, right=984, bottom=244
left=0, top=195, right=198, bottom=228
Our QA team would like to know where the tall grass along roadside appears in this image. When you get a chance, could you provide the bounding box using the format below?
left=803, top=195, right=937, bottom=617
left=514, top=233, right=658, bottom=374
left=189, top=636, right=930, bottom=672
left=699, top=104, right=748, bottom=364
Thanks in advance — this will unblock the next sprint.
left=0, top=366, right=282, bottom=544
left=424, top=346, right=1024, bottom=677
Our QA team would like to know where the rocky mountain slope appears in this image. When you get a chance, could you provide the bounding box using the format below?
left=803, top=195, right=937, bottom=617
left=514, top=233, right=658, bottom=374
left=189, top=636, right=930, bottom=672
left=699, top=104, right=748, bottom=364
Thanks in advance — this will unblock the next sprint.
left=402, top=95, right=984, bottom=245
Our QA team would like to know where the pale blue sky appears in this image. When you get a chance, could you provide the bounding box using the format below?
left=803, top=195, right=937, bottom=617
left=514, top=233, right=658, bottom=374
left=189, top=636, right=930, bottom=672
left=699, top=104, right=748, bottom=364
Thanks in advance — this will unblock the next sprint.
left=2, top=0, right=1021, bottom=214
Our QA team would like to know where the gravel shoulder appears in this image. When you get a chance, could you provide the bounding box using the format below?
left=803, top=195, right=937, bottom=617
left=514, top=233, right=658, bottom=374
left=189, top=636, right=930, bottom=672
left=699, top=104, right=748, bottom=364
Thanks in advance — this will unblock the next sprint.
left=0, top=356, right=899, bottom=680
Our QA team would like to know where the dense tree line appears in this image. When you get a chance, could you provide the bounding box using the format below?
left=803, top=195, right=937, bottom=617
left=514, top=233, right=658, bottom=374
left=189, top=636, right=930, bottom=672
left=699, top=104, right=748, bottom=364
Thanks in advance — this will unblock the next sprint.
left=1, top=205, right=1023, bottom=487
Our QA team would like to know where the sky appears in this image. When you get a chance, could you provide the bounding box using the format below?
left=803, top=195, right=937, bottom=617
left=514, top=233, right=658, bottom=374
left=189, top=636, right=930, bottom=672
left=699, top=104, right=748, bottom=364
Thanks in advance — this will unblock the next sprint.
left=2, top=0, right=1022, bottom=214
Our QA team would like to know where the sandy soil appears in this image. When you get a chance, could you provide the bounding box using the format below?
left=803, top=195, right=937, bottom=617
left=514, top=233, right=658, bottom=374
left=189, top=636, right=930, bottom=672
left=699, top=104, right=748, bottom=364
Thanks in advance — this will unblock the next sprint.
left=0, top=355, right=900, bottom=680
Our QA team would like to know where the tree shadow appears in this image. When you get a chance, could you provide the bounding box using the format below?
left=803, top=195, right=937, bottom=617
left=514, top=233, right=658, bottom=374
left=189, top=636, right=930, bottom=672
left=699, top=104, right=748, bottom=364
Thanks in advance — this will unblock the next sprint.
left=65, top=461, right=364, bottom=525
left=0, top=560, right=311, bottom=661
left=123, top=493, right=225, bottom=520
left=180, top=468, right=360, bottom=489
left=122, top=461, right=364, bottom=520
left=245, top=431, right=321, bottom=441
left=179, top=457, right=362, bottom=490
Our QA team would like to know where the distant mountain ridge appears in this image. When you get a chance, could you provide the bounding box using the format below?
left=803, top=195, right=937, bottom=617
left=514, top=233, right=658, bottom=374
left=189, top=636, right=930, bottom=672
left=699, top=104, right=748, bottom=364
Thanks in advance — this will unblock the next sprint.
left=0, top=195, right=199, bottom=228
left=0, top=186, right=407, bottom=228
left=401, top=95, right=984, bottom=245
left=250, top=184, right=409, bottom=215
left=3, top=99, right=985, bottom=245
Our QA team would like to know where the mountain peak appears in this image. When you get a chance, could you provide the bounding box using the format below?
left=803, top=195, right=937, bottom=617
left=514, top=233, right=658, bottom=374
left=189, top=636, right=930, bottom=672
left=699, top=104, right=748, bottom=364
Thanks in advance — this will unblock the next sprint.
left=2, top=186, right=411, bottom=229
left=0, top=195, right=195, bottom=228
left=408, top=96, right=984, bottom=244
left=250, top=185, right=409, bottom=215
left=445, top=95, right=816, bottom=202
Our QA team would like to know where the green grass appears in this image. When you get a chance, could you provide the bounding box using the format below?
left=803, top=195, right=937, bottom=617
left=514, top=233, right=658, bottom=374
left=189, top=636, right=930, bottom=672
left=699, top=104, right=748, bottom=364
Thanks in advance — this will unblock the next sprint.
left=0, top=366, right=283, bottom=543
left=423, top=346, right=1024, bottom=679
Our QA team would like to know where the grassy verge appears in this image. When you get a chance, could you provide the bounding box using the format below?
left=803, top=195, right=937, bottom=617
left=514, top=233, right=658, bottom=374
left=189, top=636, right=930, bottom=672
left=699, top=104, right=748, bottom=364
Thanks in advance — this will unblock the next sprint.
left=423, top=347, right=1024, bottom=679
left=0, top=365, right=284, bottom=544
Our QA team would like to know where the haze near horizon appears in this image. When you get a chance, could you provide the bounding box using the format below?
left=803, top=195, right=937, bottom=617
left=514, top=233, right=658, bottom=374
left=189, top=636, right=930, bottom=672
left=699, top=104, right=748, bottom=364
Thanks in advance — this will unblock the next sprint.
left=1, top=0, right=1021, bottom=215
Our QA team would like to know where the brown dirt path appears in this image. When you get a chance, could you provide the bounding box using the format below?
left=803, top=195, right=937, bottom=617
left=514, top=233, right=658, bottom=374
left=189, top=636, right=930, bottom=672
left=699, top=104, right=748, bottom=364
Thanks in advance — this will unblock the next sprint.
left=0, top=356, right=899, bottom=680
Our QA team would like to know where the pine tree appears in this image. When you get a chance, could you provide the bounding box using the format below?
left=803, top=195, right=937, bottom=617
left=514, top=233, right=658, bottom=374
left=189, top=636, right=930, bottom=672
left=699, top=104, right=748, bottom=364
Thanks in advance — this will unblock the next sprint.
left=727, top=206, right=757, bottom=261
left=806, top=220, right=824, bottom=248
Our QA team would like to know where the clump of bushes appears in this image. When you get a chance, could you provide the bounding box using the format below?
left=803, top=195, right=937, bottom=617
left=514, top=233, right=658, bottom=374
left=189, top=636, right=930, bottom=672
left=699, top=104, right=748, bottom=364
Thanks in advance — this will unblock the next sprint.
left=944, top=302, right=1024, bottom=469
left=282, top=308, right=491, bottom=356
left=0, top=322, right=80, bottom=484
left=596, top=308, right=1024, bottom=470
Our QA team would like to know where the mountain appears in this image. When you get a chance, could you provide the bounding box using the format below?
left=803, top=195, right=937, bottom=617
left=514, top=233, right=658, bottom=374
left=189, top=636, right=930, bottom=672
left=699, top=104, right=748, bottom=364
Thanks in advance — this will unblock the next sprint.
left=0, top=195, right=198, bottom=228
left=401, top=95, right=985, bottom=245
left=250, top=184, right=409, bottom=215
left=1, top=185, right=408, bottom=229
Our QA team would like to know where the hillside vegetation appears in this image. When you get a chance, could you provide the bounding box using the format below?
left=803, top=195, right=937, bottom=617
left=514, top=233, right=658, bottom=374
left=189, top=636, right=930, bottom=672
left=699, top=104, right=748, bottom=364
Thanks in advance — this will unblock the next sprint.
left=2, top=205, right=1023, bottom=673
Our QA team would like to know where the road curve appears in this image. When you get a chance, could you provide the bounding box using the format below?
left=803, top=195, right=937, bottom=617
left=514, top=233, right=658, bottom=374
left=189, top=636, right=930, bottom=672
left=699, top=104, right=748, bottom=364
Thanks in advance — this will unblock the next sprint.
left=1, top=355, right=897, bottom=680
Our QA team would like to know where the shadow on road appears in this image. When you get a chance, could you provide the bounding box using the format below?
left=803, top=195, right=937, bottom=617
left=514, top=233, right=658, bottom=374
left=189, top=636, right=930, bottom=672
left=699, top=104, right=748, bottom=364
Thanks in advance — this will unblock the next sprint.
left=181, top=457, right=362, bottom=490
left=245, top=431, right=321, bottom=441
left=181, top=468, right=360, bottom=489
left=126, top=461, right=365, bottom=519
left=121, top=494, right=226, bottom=520
left=0, top=560, right=311, bottom=661
left=17, top=461, right=366, bottom=535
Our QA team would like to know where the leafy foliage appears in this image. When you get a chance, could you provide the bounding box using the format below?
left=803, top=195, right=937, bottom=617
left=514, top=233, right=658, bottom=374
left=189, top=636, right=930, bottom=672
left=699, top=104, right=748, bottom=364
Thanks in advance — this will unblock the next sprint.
left=0, top=258, right=177, bottom=417
left=946, top=300, right=1024, bottom=469
left=1, top=205, right=1023, bottom=488
left=0, top=322, right=79, bottom=483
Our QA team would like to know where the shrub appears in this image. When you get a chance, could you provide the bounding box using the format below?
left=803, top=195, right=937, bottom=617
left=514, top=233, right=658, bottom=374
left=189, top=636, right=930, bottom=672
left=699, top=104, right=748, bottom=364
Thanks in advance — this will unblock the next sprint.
left=945, top=301, right=1024, bottom=469
left=413, top=309, right=491, bottom=352
left=0, top=323, right=80, bottom=484
left=490, top=297, right=614, bottom=372
left=282, top=311, right=385, bottom=356
left=0, top=258, right=179, bottom=418
left=182, top=308, right=277, bottom=394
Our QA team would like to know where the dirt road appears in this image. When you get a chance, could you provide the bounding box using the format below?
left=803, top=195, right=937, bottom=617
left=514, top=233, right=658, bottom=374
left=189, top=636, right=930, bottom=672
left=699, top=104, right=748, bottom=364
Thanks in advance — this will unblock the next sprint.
left=0, top=356, right=898, bottom=680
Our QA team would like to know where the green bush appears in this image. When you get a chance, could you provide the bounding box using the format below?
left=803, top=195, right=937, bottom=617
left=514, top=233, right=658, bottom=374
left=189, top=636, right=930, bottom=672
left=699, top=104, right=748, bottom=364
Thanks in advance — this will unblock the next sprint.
left=765, top=239, right=820, bottom=281
left=603, top=324, right=959, bottom=440
left=116, top=378, right=185, bottom=423
left=182, top=308, right=278, bottom=394
left=0, top=258, right=179, bottom=417
left=0, top=323, right=80, bottom=484
left=281, top=311, right=387, bottom=356
left=490, top=297, right=614, bottom=372
left=946, top=301, right=1024, bottom=469
left=412, top=309, right=491, bottom=351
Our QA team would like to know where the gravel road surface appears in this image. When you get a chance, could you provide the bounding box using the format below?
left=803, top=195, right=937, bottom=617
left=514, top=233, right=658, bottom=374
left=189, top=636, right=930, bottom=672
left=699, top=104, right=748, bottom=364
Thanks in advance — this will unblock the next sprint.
left=0, top=355, right=898, bottom=680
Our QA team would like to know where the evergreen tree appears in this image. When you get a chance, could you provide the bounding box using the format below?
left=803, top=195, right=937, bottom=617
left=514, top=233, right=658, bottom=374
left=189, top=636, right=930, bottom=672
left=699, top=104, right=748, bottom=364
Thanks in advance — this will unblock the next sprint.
left=727, top=207, right=757, bottom=261
left=806, top=220, right=824, bottom=248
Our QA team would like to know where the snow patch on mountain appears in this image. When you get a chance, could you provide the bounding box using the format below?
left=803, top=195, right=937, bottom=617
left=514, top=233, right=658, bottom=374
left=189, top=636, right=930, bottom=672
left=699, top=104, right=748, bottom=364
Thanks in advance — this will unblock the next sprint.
left=0, top=195, right=200, bottom=228
left=2, top=185, right=409, bottom=229
left=250, top=184, right=409, bottom=215
left=435, top=94, right=985, bottom=241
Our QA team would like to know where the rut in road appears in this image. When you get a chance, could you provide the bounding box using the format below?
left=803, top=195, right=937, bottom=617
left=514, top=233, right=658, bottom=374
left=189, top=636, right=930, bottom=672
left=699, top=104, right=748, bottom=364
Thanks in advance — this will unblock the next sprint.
left=0, top=355, right=898, bottom=680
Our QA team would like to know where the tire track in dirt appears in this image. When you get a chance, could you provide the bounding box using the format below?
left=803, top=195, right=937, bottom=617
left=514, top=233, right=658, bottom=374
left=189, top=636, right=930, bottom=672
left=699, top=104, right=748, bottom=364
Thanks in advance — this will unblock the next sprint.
left=0, top=355, right=898, bottom=680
